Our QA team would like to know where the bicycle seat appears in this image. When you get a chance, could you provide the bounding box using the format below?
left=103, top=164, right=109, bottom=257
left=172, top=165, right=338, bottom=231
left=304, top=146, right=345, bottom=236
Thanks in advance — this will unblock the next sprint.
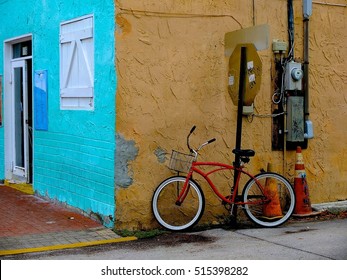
left=232, top=149, right=255, bottom=157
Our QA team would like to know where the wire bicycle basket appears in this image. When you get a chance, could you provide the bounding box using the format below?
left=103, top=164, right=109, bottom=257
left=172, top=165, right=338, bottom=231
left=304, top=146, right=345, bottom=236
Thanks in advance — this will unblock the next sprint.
left=168, top=150, right=195, bottom=173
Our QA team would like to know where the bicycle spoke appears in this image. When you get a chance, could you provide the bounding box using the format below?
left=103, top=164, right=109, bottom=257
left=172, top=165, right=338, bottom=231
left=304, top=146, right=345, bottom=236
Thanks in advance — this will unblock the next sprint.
left=242, top=172, right=295, bottom=227
left=152, top=176, right=205, bottom=231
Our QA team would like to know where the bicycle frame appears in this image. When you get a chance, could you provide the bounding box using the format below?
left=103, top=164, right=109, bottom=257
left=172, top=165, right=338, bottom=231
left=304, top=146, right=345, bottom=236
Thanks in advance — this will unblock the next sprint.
left=176, top=161, right=269, bottom=206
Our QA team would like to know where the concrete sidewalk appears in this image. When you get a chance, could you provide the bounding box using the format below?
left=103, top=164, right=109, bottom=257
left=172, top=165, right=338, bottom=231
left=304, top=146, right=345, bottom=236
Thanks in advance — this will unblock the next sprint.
left=0, top=185, right=136, bottom=257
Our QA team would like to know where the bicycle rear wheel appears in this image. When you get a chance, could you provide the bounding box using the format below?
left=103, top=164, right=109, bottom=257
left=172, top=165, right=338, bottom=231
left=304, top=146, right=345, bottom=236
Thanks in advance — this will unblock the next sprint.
left=242, top=172, right=295, bottom=227
left=152, top=176, right=205, bottom=231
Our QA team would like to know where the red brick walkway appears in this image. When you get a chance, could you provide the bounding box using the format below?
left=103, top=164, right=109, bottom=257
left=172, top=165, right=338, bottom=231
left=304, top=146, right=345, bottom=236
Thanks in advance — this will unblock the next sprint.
left=0, top=185, right=102, bottom=238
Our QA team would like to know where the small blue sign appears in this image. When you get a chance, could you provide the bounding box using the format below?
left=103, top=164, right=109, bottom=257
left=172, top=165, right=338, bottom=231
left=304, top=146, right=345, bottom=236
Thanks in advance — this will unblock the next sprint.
left=34, top=70, right=48, bottom=131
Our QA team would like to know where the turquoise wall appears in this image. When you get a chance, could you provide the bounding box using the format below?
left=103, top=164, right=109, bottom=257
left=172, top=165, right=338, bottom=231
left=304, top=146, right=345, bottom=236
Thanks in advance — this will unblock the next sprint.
left=0, top=1, right=116, bottom=227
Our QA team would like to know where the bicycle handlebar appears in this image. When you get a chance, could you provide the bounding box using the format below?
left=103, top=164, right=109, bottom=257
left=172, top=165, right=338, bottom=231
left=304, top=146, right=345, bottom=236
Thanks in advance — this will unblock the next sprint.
left=190, top=125, right=196, bottom=134
left=187, top=126, right=216, bottom=155
left=187, top=126, right=196, bottom=153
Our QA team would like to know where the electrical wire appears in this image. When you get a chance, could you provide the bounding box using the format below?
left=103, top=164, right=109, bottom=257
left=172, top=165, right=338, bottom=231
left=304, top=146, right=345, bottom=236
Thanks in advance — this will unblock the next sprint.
left=271, top=55, right=287, bottom=105
left=272, top=90, right=282, bottom=104
left=245, top=103, right=286, bottom=123
left=253, top=112, right=285, bottom=118
left=117, top=6, right=243, bottom=29
left=287, top=0, right=295, bottom=61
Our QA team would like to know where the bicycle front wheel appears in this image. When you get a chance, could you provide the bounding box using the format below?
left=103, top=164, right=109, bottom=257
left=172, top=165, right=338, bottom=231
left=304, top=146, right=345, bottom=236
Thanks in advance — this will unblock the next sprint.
left=152, top=176, right=205, bottom=231
left=242, top=172, right=295, bottom=227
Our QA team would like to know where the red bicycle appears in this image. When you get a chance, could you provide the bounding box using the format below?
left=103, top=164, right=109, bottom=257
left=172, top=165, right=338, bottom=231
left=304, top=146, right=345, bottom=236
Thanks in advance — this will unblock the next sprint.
left=152, top=126, right=295, bottom=231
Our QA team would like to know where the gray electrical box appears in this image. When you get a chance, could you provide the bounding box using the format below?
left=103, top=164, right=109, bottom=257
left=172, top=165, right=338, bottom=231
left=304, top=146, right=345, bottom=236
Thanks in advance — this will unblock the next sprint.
left=287, top=96, right=304, bottom=142
left=284, top=61, right=303, bottom=91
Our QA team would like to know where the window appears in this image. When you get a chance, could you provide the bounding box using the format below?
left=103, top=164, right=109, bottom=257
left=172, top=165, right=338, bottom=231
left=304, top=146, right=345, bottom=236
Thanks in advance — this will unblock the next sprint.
left=12, top=41, right=32, bottom=59
left=60, top=15, right=94, bottom=110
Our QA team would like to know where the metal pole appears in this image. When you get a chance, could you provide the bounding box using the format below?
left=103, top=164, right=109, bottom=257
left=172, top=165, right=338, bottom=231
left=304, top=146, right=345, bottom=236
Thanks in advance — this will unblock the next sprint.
left=303, top=17, right=310, bottom=119
left=235, top=47, right=246, bottom=155
left=232, top=46, right=247, bottom=224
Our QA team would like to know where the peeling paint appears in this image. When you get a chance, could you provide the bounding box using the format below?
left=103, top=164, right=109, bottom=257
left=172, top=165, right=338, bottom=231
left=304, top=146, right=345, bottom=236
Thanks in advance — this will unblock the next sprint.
left=154, top=147, right=167, bottom=163
left=115, top=133, right=139, bottom=188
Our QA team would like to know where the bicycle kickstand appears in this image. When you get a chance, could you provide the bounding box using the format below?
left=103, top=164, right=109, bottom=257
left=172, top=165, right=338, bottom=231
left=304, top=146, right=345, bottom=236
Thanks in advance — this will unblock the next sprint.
left=230, top=204, right=235, bottom=217
left=229, top=203, right=238, bottom=228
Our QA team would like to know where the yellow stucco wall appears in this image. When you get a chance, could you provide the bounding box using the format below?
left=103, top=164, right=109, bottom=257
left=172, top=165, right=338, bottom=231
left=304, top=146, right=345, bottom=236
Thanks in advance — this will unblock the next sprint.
left=115, top=0, right=347, bottom=230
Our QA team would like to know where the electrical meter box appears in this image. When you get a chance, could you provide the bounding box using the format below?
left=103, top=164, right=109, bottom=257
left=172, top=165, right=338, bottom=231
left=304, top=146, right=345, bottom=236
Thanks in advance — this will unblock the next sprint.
left=303, top=0, right=312, bottom=19
left=287, top=96, right=304, bottom=142
left=284, top=61, right=303, bottom=91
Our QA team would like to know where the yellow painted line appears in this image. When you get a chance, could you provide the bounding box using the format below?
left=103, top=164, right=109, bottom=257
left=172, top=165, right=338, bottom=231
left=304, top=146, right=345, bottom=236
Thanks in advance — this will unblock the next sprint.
left=0, top=236, right=137, bottom=256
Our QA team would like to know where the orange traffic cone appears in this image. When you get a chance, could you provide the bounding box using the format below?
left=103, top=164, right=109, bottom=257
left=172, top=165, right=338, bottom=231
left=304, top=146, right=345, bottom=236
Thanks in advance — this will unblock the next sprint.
left=293, top=146, right=320, bottom=217
left=263, top=163, right=283, bottom=219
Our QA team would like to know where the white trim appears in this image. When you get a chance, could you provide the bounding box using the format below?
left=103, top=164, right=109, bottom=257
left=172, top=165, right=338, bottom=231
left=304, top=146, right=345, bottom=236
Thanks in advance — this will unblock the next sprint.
left=60, top=13, right=94, bottom=26
left=11, top=56, right=33, bottom=62
left=4, top=34, right=33, bottom=183
left=4, top=33, right=33, bottom=44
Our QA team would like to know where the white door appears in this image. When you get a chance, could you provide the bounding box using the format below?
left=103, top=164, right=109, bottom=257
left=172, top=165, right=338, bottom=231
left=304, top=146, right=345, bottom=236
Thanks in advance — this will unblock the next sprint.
left=11, top=60, right=30, bottom=181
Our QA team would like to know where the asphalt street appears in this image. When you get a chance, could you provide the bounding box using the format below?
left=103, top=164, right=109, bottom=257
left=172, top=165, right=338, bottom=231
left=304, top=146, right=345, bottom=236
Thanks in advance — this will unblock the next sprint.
left=5, top=217, right=347, bottom=260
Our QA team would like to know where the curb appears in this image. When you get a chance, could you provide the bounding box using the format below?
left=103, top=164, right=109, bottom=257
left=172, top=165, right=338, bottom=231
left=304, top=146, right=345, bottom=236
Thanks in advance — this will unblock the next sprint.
left=312, top=201, right=347, bottom=214
left=0, top=236, right=137, bottom=256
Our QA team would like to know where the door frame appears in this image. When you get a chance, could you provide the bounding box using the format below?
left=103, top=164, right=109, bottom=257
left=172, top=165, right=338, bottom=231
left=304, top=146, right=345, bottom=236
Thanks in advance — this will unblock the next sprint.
left=4, top=34, right=33, bottom=183
left=11, top=60, right=29, bottom=179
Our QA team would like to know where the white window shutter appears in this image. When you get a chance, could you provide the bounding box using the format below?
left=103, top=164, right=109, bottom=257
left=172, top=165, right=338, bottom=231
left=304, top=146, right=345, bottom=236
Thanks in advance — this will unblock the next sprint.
left=60, top=15, right=94, bottom=110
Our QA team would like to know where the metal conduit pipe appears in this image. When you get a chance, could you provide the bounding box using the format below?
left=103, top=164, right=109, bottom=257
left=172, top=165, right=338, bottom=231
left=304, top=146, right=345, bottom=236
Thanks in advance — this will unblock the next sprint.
left=287, top=0, right=295, bottom=60
left=303, top=17, right=310, bottom=119
left=313, top=1, right=347, bottom=7
left=282, top=0, right=295, bottom=175
left=252, top=0, right=256, bottom=26
left=303, top=0, right=314, bottom=137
